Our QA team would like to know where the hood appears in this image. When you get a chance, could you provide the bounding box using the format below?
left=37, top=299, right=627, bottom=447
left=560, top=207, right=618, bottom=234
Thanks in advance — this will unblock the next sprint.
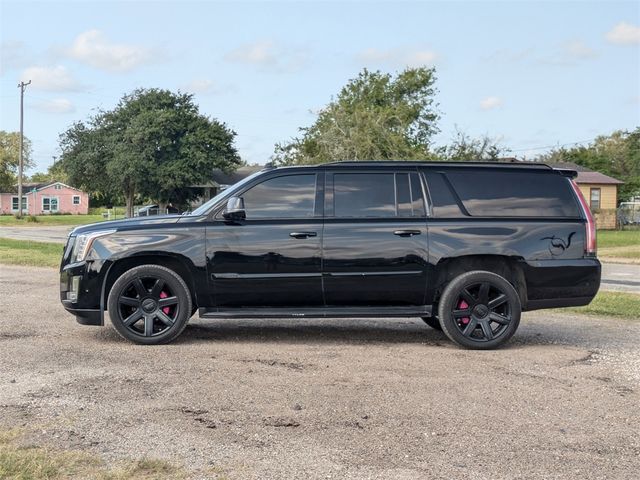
left=70, top=214, right=183, bottom=236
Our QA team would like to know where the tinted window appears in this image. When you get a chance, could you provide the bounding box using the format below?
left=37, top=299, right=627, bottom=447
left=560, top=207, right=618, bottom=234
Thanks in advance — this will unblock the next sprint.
left=446, top=170, right=580, bottom=217
left=409, top=172, right=426, bottom=217
left=396, top=173, right=412, bottom=216
left=424, top=172, right=464, bottom=217
left=242, top=174, right=316, bottom=218
left=332, top=172, right=425, bottom=218
left=397, top=173, right=426, bottom=217
left=333, top=173, right=396, bottom=217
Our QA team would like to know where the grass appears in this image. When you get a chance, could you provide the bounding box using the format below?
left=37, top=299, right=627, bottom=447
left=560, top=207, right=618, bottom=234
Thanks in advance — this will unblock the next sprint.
left=597, top=229, right=640, bottom=248
left=560, top=291, right=640, bottom=320
left=0, top=238, right=62, bottom=268
left=0, top=429, right=185, bottom=480
left=597, top=230, right=640, bottom=261
left=0, top=215, right=106, bottom=227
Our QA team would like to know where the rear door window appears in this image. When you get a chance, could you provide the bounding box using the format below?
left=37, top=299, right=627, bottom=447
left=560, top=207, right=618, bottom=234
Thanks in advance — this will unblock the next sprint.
left=330, top=172, right=425, bottom=218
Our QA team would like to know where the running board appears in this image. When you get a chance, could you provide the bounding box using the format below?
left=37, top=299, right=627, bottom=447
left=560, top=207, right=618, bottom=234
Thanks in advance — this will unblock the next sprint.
left=199, top=305, right=432, bottom=319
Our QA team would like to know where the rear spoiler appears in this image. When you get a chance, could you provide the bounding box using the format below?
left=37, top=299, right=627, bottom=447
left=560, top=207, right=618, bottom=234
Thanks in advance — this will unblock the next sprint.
left=553, top=168, right=578, bottom=179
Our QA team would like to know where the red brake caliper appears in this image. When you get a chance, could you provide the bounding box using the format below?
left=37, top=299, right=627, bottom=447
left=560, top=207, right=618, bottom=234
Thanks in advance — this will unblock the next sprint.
left=159, top=291, right=170, bottom=315
left=458, top=299, right=470, bottom=325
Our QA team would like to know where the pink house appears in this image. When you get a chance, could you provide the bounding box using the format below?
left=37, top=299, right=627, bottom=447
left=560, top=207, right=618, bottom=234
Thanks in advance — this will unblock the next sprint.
left=0, top=182, right=89, bottom=215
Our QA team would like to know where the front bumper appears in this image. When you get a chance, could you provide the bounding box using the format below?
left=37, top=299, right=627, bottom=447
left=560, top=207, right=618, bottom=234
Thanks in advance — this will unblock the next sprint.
left=61, top=303, right=103, bottom=325
left=60, top=258, right=108, bottom=326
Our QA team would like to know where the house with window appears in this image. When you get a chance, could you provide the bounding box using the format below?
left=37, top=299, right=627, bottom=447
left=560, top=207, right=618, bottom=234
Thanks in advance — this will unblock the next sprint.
left=547, top=162, right=623, bottom=229
left=0, top=181, right=89, bottom=215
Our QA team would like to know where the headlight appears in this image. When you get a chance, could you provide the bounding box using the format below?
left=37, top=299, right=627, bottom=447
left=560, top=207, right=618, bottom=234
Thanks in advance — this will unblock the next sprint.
left=71, top=230, right=116, bottom=262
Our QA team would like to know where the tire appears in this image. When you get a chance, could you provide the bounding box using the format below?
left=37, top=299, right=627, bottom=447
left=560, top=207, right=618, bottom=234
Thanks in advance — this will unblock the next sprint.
left=107, top=264, right=193, bottom=345
left=421, top=316, right=442, bottom=330
left=438, top=270, right=521, bottom=350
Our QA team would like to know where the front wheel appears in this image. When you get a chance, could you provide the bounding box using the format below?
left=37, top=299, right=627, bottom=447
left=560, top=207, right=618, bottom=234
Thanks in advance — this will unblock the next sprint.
left=438, top=271, right=521, bottom=350
left=107, top=265, right=193, bottom=345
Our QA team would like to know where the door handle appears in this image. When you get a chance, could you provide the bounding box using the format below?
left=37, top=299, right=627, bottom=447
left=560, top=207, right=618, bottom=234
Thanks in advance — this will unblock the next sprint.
left=393, top=229, right=421, bottom=237
left=289, top=231, right=317, bottom=239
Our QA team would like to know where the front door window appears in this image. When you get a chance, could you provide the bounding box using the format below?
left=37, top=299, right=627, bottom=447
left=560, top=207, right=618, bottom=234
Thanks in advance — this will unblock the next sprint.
left=241, top=174, right=317, bottom=219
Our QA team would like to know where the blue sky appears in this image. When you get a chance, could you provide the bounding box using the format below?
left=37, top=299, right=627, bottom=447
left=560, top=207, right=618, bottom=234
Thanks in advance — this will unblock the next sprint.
left=1, top=0, right=639, bottom=172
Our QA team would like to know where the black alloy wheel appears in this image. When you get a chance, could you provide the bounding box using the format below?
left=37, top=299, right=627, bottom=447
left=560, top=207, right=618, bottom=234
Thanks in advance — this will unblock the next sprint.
left=107, top=265, right=192, bottom=344
left=438, top=271, right=521, bottom=350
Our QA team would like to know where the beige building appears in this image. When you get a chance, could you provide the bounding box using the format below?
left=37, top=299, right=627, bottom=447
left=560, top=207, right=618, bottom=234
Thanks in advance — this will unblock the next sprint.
left=535, top=161, right=624, bottom=229
left=573, top=171, right=624, bottom=229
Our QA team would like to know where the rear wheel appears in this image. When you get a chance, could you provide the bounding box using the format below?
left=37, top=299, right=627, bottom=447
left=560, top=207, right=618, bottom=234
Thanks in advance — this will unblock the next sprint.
left=107, top=265, right=192, bottom=345
left=438, top=270, right=521, bottom=350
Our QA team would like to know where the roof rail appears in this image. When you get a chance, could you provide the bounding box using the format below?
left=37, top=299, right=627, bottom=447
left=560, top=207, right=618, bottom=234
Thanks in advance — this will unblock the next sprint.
left=321, top=160, right=553, bottom=169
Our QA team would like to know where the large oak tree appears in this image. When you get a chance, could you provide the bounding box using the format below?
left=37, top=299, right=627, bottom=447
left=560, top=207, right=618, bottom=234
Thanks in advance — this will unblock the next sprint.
left=58, top=88, right=241, bottom=216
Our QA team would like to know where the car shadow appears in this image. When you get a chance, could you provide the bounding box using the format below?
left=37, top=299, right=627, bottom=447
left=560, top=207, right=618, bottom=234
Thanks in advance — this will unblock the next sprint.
left=94, top=315, right=624, bottom=350
left=175, top=317, right=449, bottom=346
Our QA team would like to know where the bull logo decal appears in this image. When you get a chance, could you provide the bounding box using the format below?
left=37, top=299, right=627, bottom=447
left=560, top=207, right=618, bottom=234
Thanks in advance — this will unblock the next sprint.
left=541, top=232, right=576, bottom=256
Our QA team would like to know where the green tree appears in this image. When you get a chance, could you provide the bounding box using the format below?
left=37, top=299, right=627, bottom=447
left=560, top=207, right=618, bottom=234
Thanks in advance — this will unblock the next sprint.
left=0, top=131, right=33, bottom=191
left=273, top=68, right=440, bottom=164
left=538, top=128, right=640, bottom=203
left=58, top=89, right=241, bottom=217
left=435, top=128, right=507, bottom=161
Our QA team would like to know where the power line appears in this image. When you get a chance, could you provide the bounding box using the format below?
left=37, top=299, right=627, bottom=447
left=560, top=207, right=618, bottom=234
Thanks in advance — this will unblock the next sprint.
left=510, top=138, right=596, bottom=153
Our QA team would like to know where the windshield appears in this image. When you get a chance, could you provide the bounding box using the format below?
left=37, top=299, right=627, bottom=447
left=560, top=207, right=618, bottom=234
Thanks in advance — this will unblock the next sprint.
left=190, top=170, right=264, bottom=216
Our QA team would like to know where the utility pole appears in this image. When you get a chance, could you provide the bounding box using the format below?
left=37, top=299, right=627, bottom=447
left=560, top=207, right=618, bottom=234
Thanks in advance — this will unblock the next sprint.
left=17, top=80, right=31, bottom=217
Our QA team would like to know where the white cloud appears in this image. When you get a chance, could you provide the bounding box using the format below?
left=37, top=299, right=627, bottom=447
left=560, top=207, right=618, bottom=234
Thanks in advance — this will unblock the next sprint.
left=32, top=98, right=76, bottom=114
left=606, top=22, right=640, bottom=45
left=20, top=65, right=82, bottom=92
left=564, top=40, right=597, bottom=59
left=67, top=29, right=152, bottom=72
left=225, top=40, right=307, bottom=73
left=182, top=79, right=217, bottom=94
left=479, top=96, right=503, bottom=111
left=357, top=47, right=438, bottom=67
left=226, top=40, right=276, bottom=66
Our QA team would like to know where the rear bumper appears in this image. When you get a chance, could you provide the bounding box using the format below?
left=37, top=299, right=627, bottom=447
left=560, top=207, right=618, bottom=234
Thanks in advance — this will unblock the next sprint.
left=522, top=258, right=601, bottom=311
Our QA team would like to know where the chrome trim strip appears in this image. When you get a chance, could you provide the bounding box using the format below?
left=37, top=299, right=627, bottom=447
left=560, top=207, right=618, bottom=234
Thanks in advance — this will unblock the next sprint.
left=212, top=272, right=322, bottom=279
left=212, top=270, right=423, bottom=280
left=325, top=270, right=423, bottom=277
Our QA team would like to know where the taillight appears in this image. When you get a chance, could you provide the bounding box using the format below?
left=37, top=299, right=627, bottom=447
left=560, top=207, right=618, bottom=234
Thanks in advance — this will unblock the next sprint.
left=570, top=180, right=597, bottom=255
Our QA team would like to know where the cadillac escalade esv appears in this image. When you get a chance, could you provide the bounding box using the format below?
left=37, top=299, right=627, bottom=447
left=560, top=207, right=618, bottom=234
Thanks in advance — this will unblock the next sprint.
left=60, top=162, right=601, bottom=349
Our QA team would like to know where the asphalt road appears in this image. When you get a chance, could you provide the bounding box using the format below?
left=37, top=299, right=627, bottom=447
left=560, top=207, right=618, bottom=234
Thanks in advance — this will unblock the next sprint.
left=600, top=262, right=640, bottom=293
left=0, top=225, right=74, bottom=243
left=0, top=264, right=638, bottom=479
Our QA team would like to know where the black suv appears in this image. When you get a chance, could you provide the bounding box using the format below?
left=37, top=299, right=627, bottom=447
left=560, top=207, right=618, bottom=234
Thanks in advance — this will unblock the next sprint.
left=60, top=162, right=600, bottom=349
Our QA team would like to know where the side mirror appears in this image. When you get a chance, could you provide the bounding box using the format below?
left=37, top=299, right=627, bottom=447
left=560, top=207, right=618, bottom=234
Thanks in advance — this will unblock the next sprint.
left=223, top=196, right=246, bottom=221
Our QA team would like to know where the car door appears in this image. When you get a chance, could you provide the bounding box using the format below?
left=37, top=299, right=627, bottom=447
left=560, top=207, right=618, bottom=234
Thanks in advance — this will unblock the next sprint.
left=322, top=168, right=429, bottom=306
left=205, top=171, right=324, bottom=308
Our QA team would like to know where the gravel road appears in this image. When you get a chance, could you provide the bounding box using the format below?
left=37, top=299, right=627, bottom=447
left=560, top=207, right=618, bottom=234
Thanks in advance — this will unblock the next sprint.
left=0, top=264, right=639, bottom=479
